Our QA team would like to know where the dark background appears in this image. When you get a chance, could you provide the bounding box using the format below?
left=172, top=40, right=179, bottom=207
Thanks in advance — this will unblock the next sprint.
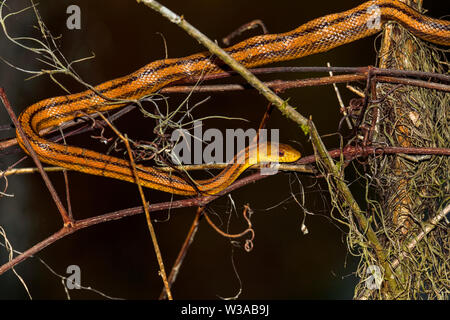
left=0, top=0, right=447, bottom=299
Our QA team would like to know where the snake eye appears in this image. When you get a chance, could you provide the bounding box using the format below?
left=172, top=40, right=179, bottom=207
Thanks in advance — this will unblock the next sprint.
left=278, top=151, right=285, bottom=157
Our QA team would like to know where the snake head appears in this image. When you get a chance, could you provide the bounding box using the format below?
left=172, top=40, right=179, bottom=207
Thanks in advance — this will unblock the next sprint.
left=247, top=142, right=301, bottom=164
left=275, top=143, right=301, bottom=163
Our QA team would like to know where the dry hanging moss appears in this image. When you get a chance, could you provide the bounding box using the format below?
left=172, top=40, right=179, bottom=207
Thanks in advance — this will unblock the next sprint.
left=349, top=23, right=449, bottom=299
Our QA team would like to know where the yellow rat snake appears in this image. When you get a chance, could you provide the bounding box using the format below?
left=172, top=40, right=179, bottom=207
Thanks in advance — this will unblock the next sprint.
left=16, top=0, right=449, bottom=195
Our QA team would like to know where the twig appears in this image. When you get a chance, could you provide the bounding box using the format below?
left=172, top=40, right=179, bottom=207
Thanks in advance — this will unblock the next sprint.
left=96, top=112, right=173, bottom=300
left=203, top=206, right=254, bottom=240
left=0, top=88, right=72, bottom=226
left=159, top=207, right=204, bottom=300
left=177, top=66, right=450, bottom=84
left=222, top=19, right=268, bottom=46
left=327, top=62, right=353, bottom=129
left=163, top=74, right=367, bottom=94
left=391, top=203, right=450, bottom=270
left=375, top=76, right=450, bottom=91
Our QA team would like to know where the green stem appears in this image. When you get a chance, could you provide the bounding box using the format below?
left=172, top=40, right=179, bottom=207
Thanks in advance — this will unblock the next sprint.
left=137, top=0, right=399, bottom=297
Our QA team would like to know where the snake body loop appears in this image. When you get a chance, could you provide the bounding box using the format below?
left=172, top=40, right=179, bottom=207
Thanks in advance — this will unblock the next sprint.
left=17, top=0, right=449, bottom=195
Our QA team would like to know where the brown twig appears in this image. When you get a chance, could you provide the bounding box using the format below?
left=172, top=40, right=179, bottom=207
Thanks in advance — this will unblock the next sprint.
left=295, top=145, right=450, bottom=165
left=375, top=76, right=450, bottom=91
left=96, top=112, right=173, bottom=300
left=203, top=205, right=255, bottom=244
left=175, top=66, right=450, bottom=84
left=0, top=170, right=267, bottom=276
left=391, top=203, right=450, bottom=270
left=222, top=19, right=268, bottom=45
left=159, top=206, right=204, bottom=300
left=162, top=73, right=448, bottom=94
left=0, top=88, right=72, bottom=226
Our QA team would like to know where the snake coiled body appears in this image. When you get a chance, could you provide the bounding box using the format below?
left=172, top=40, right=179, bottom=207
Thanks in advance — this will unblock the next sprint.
left=16, top=0, right=449, bottom=195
